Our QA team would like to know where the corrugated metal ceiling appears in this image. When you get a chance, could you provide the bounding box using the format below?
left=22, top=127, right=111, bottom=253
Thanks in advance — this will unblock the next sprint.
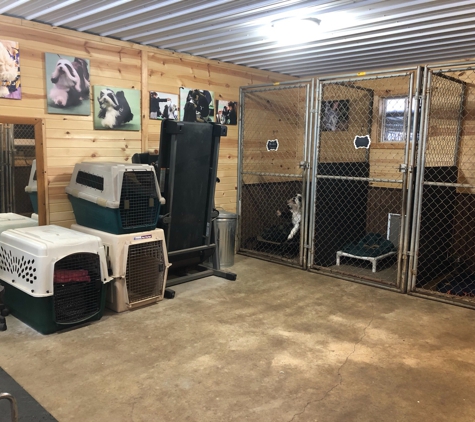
left=2, top=0, right=475, bottom=77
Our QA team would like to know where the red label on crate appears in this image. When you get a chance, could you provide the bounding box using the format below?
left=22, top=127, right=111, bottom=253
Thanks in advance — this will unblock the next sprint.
left=54, top=269, right=90, bottom=283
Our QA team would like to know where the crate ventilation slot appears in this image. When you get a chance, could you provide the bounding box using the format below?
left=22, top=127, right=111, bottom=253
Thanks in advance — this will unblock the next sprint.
left=0, top=246, right=37, bottom=284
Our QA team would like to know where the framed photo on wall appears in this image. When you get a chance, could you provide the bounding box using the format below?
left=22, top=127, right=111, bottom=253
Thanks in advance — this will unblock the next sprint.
left=216, top=100, right=238, bottom=125
left=149, top=91, right=178, bottom=120
left=93, top=86, right=141, bottom=131
left=321, top=99, right=350, bottom=131
left=0, top=39, right=21, bottom=100
left=179, top=87, right=215, bottom=122
left=45, top=53, right=91, bottom=115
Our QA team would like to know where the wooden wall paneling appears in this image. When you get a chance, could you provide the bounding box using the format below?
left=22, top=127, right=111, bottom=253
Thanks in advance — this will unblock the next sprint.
left=141, top=50, right=149, bottom=153
left=0, top=15, right=293, bottom=225
left=34, top=119, right=47, bottom=225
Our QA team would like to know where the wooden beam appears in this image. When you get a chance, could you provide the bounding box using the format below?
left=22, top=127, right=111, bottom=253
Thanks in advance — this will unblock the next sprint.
left=141, top=50, right=149, bottom=153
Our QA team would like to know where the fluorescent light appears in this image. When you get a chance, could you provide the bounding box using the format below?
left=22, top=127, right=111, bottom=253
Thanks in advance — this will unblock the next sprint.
left=267, top=17, right=321, bottom=45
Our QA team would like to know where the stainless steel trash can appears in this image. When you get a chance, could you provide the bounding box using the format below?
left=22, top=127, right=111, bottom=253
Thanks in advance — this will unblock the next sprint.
left=216, top=210, right=238, bottom=268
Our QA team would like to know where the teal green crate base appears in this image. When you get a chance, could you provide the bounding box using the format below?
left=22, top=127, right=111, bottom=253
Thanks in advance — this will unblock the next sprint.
left=29, top=192, right=38, bottom=214
left=0, top=280, right=107, bottom=335
left=68, top=195, right=159, bottom=234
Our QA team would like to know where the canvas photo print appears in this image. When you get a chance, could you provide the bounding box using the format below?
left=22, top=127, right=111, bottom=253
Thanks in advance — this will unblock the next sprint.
left=45, top=53, right=91, bottom=115
left=150, top=91, right=178, bottom=120
left=216, top=100, right=238, bottom=125
left=94, top=86, right=141, bottom=131
left=179, top=87, right=215, bottom=123
left=321, top=100, right=350, bottom=131
left=0, top=39, right=21, bottom=100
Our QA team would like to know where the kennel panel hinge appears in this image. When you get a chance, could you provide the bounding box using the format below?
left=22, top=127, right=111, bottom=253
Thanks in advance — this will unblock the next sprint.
left=398, top=164, right=413, bottom=173
left=299, top=161, right=310, bottom=170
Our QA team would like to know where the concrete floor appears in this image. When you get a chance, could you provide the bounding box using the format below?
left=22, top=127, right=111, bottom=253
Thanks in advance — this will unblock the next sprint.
left=2, top=255, right=475, bottom=422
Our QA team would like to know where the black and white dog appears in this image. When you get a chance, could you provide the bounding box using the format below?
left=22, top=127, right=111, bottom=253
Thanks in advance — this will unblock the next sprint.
left=97, top=88, right=134, bottom=129
left=50, top=58, right=90, bottom=107
left=277, top=193, right=302, bottom=240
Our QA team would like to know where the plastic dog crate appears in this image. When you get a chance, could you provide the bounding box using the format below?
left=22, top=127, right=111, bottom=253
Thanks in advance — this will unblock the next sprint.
left=0, top=213, right=37, bottom=235
left=0, top=225, right=111, bottom=334
left=71, top=224, right=170, bottom=312
left=65, top=162, right=165, bottom=234
left=24, top=159, right=38, bottom=213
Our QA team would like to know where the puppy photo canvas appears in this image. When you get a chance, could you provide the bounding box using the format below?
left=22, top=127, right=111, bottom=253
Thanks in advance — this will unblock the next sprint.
left=0, top=39, right=21, bottom=100
left=149, top=91, right=178, bottom=120
left=45, top=53, right=90, bottom=115
left=93, top=86, right=141, bottom=131
left=179, top=87, right=215, bottom=123
left=216, top=100, right=238, bottom=125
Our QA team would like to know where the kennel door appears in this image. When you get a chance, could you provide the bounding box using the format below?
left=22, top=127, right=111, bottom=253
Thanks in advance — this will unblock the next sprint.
left=408, top=64, right=475, bottom=308
left=309, top=70, right=421, bottom=292
left=238, top=80, right=314, bottom=268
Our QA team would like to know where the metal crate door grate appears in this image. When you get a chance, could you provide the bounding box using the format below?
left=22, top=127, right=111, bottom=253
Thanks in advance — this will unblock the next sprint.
left=310, top=71, right=419, bottom=291
left=125, top=240, right=164, bottom=305
left=409, top=65, right=475, bottom=307
left=119, top=171, right=159, bottom=229
left=53, top=253, right=103, bottom=324
left=238, top=81, right=313, bottom=268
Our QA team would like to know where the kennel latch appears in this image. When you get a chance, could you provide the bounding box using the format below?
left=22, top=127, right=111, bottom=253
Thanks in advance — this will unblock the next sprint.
left=299, top=161, right=309, bottom=170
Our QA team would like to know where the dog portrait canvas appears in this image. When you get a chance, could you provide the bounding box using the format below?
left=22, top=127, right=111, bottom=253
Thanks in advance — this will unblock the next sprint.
left=93, top=86, right=141, bottom=131
left=45, top=53, right=91, bottom=115
left=0, top=39, right=21, bottom=100
left=216, top=100, right=238, bottom=125
left=149, top=91, right=178, bottom=120
left=179, top=87, right=215, bottom=123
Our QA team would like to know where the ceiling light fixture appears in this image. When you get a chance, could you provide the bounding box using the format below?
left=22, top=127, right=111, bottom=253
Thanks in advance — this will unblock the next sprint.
left=268, top=17, right=321, bottom=45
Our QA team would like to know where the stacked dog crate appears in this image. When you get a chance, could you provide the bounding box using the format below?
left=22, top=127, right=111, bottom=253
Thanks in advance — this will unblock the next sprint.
left=0, top=225, right=111, bottom=334
left=0, top=213, right=37, bottom=235
left=66, top=162, right=170, bottom=312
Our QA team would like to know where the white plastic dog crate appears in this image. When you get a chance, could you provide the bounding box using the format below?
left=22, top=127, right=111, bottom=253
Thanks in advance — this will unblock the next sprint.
left=24, top=159, right=38, bottom=213
left=72, top=224, right=170, bottom=312
left=65, top=162, right=165, bottom=234
left=0, top=225, right=111, bottom=334
left=0, top=213, right=37, bottom=235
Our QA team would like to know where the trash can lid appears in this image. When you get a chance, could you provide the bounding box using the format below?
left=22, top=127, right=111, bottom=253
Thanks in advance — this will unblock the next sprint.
left=217, top=209, right=238, bottom=219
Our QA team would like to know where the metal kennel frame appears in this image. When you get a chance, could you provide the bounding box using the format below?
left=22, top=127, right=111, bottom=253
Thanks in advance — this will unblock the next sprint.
left=0, top=124, right=35, bottom=216
left=408, top=61, right=475, bottom=309
left=237, top=80, right=314, bottom=269
left=238, top=63, right=475, bottom=311
left=308, top=68, right=422, bottom=292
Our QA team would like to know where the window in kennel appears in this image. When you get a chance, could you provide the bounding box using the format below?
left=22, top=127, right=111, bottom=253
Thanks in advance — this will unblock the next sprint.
left=381, top=96, right=418, bottom=142
left=125, top=240, right=165, bottom=305
left=309, top=69, right=421, bottom=292
left=238, top=80, right=314, bottom=268
left=0, top=123, right=35, bottom=216
left=408, top=64, right=475, bottom=308
left=53, top=252, right=103, bottom=324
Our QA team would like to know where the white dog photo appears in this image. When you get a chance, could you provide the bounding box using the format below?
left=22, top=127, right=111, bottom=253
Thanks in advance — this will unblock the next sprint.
left=45, top=53, right=90, bottom=115
left=0, top=39, right=20, bottom=99
left=94, top=85, right=141, bottom=131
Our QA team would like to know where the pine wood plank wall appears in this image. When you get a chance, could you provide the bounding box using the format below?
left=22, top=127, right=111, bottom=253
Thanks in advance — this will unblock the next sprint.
left=0, top=15, right=293, bottom=227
